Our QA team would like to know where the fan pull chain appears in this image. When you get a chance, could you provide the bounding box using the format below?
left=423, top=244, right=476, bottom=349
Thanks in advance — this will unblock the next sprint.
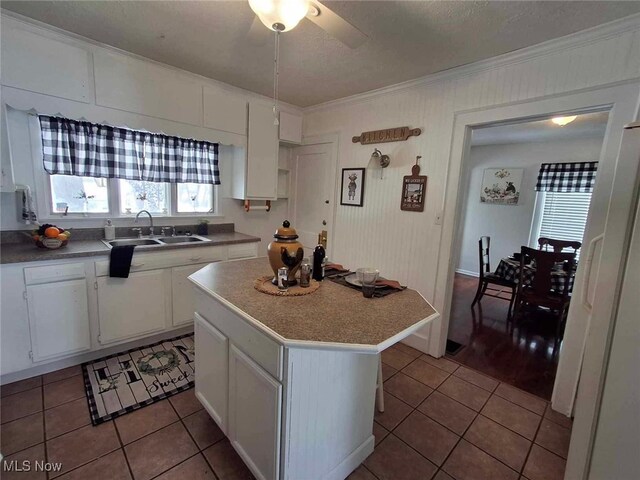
left=273, top=29, right=280, bottom=126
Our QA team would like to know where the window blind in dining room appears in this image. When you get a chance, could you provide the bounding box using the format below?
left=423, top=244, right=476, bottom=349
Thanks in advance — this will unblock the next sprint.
left=538, top=191, right=592, bottom=258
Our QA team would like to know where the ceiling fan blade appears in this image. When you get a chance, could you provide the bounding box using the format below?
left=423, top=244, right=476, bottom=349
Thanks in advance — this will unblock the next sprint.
left=247, top=15, right=270, bottom=45
left=306, top=1, right=368, bottom=49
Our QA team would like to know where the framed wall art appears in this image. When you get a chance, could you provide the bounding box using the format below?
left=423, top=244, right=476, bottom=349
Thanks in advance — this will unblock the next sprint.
left=480, top=168, right=523, bottom=205
left=340, top=168, right=365, bottom=206
left=401, top=157, right=427, bottom=212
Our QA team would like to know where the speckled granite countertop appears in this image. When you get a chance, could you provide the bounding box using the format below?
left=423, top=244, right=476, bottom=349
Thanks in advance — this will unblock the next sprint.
left=189, top=257, right=439, bottom=350
left=0, top=232, right=260, bottom=265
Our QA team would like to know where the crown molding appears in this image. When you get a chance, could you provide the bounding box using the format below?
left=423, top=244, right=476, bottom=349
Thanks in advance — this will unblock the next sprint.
left=0, top=9, right=303, bottom=114
left=304, top=13, right=640, bottom=114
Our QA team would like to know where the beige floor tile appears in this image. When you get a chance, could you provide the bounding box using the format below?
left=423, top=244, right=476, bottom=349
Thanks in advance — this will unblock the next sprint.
left=56, top=449, right=131, bottom=480
left=494, top=383, right=547, bottom=415
left=464, top=415, right=531, bottom=471
left=543, top=404, right=573, bottom=429
left=124, top=422, right=198, bottom=480
left=0, top=412, right=44, bottom=456
left=43, top=376, right=85, bottom=410
left=420, top=355, right=459, bottom=374
left=418, top=391, right=477, bottom=435
left=42, top=366, right=82, bottom=385
left=115, top=400, right=179, bottom=445
left=384, top=372, right=433, bottom=407
left=0, top=443, right=47, bottom=480
left=481, top=395, right=541, bottom=440
left=453, top=367, right=499, bottom=392
left=169, top=389, right=203, bottom=418
left=382, top=348, right=415, bottom=370
left=183, top=409, right=225, bottom=450
left=523, top=445, right=566, bottom=480
left=535, top=419, right=570, bottom=459
left=1, top=376, right=42, bottom=398
left=1, top=387, right=43, bottom=424
left=374, top=393, right=412, bottom=431
left=443, top=439, right=519, bottom=480
left=402, top=359, right=451, bottom=389
left=395, top=411, right=459, bottom=466
left=437, top=376, right=490, bottom=412
left=364, top=434, right=438, bottom=480
left=155, top=453, right=216, bottom=480
left=45, top=397, right=91, bottom=440
left=203, top=439, right=255, bottom=479
left=347, top=465, right=377, bottom=480
left=392, top=343, right=423, bottom=359
left=47, top=422, right=120, bottom=478
left=373, top=421, right=389, bottom=446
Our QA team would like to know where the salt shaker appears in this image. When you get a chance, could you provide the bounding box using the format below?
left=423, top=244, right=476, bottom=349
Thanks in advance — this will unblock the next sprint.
left=278, top=266, right=289, bottom=291
left=300, top=258, right=311, bottom=288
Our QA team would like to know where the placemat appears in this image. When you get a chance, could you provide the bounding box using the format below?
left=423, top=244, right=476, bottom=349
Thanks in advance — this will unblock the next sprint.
left=327, top=273, right=406, bottom=298
left=254, top=275, right=321, bottom=296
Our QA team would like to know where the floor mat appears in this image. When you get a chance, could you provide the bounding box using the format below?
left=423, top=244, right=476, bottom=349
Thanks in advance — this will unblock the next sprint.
left=82, top=333, right=195, bottom=425
left=445, top=339, right=465, bottom=356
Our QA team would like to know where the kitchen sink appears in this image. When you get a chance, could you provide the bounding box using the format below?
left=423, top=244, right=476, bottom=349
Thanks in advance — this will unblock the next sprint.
left=106, top=238, right=163, bottom=247
left=103, top=235, right=211, bottom=248
left=158, top=236, right=206, bottom=244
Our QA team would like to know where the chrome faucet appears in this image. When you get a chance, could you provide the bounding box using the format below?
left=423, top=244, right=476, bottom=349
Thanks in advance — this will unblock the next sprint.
left=134, top=209, right=154, bottom=237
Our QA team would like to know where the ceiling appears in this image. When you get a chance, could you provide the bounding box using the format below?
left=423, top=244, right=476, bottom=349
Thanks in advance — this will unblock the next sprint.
left=471, top=111, right=609, bottom=146
left=3, top=1, right=639, bottom=107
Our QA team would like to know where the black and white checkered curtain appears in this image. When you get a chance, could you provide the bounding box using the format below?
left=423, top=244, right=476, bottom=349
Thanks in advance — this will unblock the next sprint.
left=39, top=116, right=220, bottom=185
left=535, top=162, right=598, bottom=193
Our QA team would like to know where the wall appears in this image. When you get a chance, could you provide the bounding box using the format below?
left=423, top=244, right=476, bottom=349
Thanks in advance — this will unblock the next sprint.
left=456, top=137, right=605, bottom=276
left=303, top=16, right=640, bottom=347
left=0, top=14, right=301, bottom=253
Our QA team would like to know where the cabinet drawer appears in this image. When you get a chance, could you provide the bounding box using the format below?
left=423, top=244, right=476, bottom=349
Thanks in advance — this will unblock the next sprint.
left=195, top=291, right=282, bottom=381
left=227, top=243, right=258, bottom=260
left=24, top=262, right=86, bottom=285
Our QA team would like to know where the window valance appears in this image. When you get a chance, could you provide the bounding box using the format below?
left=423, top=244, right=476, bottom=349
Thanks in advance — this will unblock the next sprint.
left=535, top=162, right=598, bottom=193
left=39, top=116, right=220, bottom=185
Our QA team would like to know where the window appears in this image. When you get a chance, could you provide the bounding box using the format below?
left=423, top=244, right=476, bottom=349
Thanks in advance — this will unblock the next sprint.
left=49, top=175, right=109, bottom=214
left=119, top=180, right=169, bottom=215
left=176, top=183, right=214, bottom=213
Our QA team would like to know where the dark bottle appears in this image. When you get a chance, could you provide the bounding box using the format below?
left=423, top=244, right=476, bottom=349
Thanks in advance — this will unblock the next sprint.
left=312, top=241, right=326, bottom=281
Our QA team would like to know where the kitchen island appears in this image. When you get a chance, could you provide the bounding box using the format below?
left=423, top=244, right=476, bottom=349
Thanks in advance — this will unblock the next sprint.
left=189, top=257, right=439, bottom=480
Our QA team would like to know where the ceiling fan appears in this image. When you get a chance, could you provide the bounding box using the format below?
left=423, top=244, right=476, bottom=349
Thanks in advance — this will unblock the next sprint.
left=247, top=0, right=368, bottom=49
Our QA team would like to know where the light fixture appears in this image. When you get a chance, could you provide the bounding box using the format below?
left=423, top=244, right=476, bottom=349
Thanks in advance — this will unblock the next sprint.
left=368, top=148, right=391, bottom=178
left=248, top=0, right=309, bottom=32
left=551, top=115, right=577, bottom=127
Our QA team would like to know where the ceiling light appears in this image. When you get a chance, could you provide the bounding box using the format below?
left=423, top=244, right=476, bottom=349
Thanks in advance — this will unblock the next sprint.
left=248, top=0, right=309, bottom=32
left=551, top=115, right=577, bottom=127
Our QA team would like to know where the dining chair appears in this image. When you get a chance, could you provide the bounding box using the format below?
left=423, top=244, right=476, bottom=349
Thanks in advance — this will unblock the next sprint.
left=512, top=246, right=576, bottom=344
left=538, top=237, right=582, bottom=253
left=471, top=236, right=517, bottom=319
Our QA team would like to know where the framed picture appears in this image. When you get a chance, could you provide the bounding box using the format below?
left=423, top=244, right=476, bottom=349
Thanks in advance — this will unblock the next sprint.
left=401, top=163, right=427, bottom=212
left=480, top=168, right=523, bottom=205
left=340, top=168, right=365, bottom=206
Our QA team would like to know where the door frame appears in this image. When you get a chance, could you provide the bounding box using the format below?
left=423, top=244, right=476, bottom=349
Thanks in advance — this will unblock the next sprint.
left=430, top=81, right=639, bottom=417
left=292, top=133, right=340, bottom=259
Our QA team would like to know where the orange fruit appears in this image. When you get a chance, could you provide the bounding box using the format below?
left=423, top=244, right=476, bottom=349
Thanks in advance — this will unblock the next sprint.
left=33, top=234, right=40, bottom=241
left=44, top=226, right=60, bottom=238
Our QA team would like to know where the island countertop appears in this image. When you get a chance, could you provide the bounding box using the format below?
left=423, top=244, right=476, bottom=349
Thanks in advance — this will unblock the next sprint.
left=189, top=257, right=439, bottom=351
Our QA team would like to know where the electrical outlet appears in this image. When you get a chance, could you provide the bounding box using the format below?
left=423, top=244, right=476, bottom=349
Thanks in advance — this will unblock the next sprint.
left=435, top=210, right=443, bottom=225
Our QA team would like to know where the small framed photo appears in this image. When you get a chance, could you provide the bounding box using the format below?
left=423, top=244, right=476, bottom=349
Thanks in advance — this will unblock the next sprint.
left=340, top=168, right=365, bottom=207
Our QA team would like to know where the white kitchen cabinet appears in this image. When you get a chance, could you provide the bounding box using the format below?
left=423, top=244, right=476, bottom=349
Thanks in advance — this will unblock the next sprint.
left=171, top=263, right=209, bottom=326
left=232, top=102, right=279, bottom=200
left=228, top=344, right=281, bottom=480
left=26, top=279, right=91, bottom=362
left=96, top=269, right=169, bottom=344
left=279, top=111, right=303, bottom=144
left=194, top=313, right=229, bottom=433
left=1, top=104, right=16, bottom=192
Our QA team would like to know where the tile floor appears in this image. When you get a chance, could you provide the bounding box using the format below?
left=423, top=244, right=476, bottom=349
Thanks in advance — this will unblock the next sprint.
left=0, top=345, right=572, bottom=480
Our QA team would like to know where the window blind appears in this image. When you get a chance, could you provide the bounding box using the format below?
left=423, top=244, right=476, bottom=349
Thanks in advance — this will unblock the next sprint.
left=539, top=191, right=592, bottom=258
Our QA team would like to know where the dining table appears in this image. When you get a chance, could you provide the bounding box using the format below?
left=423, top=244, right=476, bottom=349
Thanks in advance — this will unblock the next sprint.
left=495, top=256, right=576, bottom=293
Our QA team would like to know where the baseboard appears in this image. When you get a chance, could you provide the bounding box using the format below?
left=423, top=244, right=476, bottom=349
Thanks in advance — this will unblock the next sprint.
left=1, top=326, right=194, bottom=385
left=323, top=435, right=375, bottom=480
left=456, top=268, right=479, bottom=277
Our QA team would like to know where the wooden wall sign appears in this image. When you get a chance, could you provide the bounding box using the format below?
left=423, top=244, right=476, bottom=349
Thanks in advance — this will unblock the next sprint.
left=401, top=156, right=427, bottom=212
left=352, top=126, right=421, bottom=145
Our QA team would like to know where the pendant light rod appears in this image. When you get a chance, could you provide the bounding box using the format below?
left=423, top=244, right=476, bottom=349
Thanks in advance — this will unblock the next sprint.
left=273, top=28, right=281, bottom=125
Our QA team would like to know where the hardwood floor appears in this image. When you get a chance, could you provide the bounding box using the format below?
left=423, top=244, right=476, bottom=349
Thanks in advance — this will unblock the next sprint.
left=447, top=273, right=562, bottom=400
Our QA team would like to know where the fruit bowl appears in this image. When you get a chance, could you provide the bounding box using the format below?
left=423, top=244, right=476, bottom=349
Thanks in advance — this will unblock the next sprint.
left=32, top=224, right=70, bottom=250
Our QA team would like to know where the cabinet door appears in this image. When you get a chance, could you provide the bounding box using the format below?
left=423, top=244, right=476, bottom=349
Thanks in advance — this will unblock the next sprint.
left=229, top=345, right=281, bottom=480
left=97, top=269, right=168, bottom=344
left=279, top=111, right=303, bottom=144
left=171, top=263, right=209, bottom=327
left=194, top=313, right=228, bottom=433
left=247, top=102, right=279, bottom=199
left=26, top=279, right=90, bottom=361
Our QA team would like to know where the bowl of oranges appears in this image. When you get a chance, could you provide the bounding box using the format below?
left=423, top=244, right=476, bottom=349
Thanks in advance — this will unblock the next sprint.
left=32, top=224, right=71, bottom=249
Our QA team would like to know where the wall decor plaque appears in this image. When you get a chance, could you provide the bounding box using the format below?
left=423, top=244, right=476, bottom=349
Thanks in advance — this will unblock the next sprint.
left=401, top=156, right=427, bottom=212
left=352, top=126, right=421, bottom=145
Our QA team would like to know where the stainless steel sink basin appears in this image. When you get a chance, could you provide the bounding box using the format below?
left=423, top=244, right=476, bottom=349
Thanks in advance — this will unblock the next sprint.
left=158, top=236, right=207, bottom=244
left=106, top=238, right=163, bottom=247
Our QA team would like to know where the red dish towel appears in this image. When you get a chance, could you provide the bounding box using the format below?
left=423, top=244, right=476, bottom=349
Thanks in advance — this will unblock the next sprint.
left=375, top=279, right=404, bottom=290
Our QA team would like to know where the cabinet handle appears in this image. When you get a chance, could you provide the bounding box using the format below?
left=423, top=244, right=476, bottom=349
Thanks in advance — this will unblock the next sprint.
left=189, top=256, right=202, bottom=262
left=131, top=263, right=145, bottom=268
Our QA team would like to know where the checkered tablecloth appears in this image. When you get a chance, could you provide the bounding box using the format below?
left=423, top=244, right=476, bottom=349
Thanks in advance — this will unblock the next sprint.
left=495, top=258, right=575, bottom=293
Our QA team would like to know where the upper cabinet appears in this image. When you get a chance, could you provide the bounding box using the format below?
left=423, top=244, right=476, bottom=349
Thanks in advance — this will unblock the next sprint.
left=0, top=25, right=91, bottom=103
left=203, top=86, right=247, bottom=136
left=279, top=111, right=303, bottom=144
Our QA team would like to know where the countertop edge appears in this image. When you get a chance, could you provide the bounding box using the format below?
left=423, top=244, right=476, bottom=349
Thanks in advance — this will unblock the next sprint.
left=189, top=276, right=440, bottom=352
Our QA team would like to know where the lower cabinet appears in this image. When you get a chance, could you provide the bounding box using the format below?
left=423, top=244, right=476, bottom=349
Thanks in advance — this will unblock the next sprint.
left=194, top=312, right=228, bottom=432
left=172, top=263, right=210, bottom=326
left=96, top=269, right=169, bottom=344
left=26, top=278, right=90, bottom=361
